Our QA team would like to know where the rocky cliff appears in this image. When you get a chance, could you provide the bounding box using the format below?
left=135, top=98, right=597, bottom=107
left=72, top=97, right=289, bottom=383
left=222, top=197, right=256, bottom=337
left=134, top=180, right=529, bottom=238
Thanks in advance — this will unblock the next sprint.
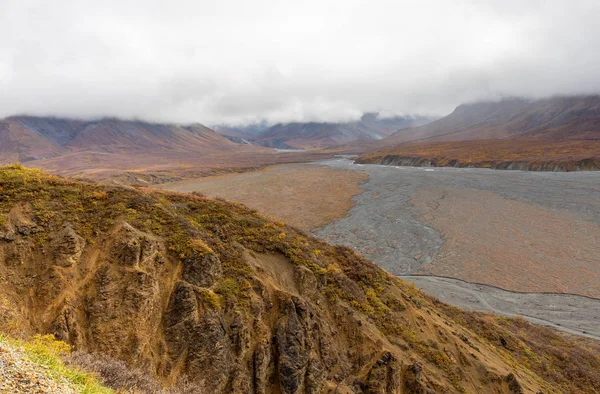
left=0, top=164, right=599, bottom=393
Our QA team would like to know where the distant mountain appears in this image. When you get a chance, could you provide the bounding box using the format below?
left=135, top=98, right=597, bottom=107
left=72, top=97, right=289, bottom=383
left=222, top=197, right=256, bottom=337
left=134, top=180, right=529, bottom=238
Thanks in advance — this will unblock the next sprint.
left=213, top=122, right=270, bottom=140
left=0, top=116, right=335, bottom=183
left=0, top=116, right=241, bottom=163
left=383, top=95, right=600, bottom=145
left=249, top=113, right=435, bottom=149
left=354, top=95, right=600, bottom=171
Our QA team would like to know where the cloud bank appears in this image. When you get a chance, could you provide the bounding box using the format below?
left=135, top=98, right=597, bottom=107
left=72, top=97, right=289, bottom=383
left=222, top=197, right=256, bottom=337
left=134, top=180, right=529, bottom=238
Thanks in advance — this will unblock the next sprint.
left=1, top=0, right=599, bottom=125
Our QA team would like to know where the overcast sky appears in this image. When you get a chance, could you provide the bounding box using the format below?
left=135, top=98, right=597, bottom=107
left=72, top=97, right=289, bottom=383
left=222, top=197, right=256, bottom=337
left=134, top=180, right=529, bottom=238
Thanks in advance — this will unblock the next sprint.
left=1, top=0, right=599, bottom=125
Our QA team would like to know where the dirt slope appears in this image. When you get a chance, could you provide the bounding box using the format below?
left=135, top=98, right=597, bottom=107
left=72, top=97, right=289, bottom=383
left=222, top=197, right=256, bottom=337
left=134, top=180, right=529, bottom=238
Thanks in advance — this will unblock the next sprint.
left=0, top=165, right=599, bottom=393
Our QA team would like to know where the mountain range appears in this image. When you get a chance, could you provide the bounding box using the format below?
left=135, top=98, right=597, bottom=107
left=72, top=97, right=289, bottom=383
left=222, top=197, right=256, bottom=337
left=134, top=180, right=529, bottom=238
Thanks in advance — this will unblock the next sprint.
left=1, top=95, right=600, bottom=181
left=217, top=113, right=435, bottom=149
left=0, top=116, right=330, bottom=183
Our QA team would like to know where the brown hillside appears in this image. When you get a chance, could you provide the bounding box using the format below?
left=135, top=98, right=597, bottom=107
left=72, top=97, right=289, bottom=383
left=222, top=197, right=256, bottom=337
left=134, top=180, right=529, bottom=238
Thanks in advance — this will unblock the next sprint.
left=0, top=165, right=599, bottom=393
left=0, top=120, right=66, bottom=162
left=356, top=140, right=600, bottom=171
left=352, top=96, right=600, bottom=171
left=384, top=95, right=600, bottom=145
left=0, top=116, right=333, bottom=183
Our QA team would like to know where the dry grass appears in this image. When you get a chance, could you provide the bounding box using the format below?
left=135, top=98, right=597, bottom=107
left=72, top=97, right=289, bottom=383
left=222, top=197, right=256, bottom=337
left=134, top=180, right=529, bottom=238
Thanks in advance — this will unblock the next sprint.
left=0, top=333, right=111, bottom=394
left=357, top=139, right=600, bottom=170
left=24, top=147, right=334, bottom=185
left=67, top=352, right=206, bottom=394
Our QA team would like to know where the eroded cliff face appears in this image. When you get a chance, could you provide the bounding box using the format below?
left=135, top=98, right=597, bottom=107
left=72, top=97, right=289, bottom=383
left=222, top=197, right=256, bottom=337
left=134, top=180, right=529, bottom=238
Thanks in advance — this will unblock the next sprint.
left=0, top=166, right=597, bottom=393
left=357, top=154, right=600, bottom=172
left=0, top=211, right=442, bottom=393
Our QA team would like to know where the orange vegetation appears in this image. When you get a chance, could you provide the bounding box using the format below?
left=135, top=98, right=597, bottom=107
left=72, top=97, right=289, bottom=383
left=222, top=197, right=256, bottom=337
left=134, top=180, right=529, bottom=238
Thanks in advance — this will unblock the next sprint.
left=357, top=140, right=600, bottom=171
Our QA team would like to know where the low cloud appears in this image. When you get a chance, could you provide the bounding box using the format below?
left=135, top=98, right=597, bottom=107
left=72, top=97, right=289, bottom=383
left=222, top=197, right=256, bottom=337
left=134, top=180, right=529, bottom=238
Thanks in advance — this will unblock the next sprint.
left=1, top=0, right=599, bottom=125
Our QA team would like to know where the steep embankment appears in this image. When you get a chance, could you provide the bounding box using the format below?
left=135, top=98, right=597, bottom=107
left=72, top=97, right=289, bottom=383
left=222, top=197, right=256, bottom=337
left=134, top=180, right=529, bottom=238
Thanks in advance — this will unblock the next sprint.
left=356, top=140, right=600, bottom=171
left=0, top=165, right=599, bottom=393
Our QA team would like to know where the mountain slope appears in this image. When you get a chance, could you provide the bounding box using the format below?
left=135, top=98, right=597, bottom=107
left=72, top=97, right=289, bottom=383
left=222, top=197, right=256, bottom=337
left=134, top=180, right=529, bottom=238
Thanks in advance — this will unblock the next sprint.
left=213, top=123, right=270, bottom=139
left=0, top=119, right=67, bottom=162
left=251, top=114, right=433, bottom=149
left=0, top=116, right=334, bottom=183
left=0, top=164, right=599, bottom=393
left=3, top=116, right=241, bottom=156
left=383, top=95, right=600, bottom=145
left=356, top=139, right=600, bottom=171
left=354, top=96, right=600, bottom=171
left=0, top=334, right=111, bottom=394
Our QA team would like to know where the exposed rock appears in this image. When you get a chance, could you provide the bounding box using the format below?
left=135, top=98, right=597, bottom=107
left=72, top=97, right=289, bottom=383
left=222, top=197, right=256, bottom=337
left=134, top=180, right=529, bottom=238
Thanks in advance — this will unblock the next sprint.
left=294, top=265, right=319, bottom=299
left=253, top=338, right=272, bottom=394
left=186, top=311, right=234, bottom=391
left=165, top=280, right=235, bottom=392
left=0, top=231, right=16, bottom=242
left=182, top=252, right=222, bottom=288
left=52, top=226, right=85, bottom=267
left=505, top=373, right=524, bottom=394
left=51, top=304, right=83, bottom=347
left=364, top=351, right=402, bottom=394
left=275, top=298, right=310, bottom=394
left=403, top=362, right=429, bottom=394
left=110, top=222, right=164, bottom=268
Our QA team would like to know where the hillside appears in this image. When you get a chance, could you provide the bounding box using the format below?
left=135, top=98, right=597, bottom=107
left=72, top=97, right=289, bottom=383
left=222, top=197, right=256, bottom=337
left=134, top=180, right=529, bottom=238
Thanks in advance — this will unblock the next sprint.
left=1, top=116, right=246, bottom=159
left=0, top=116, right=333, bottom=183
left=0, top=164, right=599, bottom=393
left=250, top=113, right=433, bottom=149
left=383, top=95, right=600, bottom=145
left=356, top=140, right=600, bottom=171
left=354, top=96, right=600, bottom=170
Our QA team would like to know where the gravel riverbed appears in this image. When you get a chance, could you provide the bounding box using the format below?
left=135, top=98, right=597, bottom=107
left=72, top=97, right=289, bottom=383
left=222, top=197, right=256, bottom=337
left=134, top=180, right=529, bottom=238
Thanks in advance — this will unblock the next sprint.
left=315, top=158, right=600, bottom=339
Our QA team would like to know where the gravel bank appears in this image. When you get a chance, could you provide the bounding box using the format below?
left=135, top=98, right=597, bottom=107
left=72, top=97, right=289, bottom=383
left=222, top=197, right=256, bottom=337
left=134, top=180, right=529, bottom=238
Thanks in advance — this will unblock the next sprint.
left=0, top=341, right=76, bottom=394
left=315, top=158, right=600, bottom=338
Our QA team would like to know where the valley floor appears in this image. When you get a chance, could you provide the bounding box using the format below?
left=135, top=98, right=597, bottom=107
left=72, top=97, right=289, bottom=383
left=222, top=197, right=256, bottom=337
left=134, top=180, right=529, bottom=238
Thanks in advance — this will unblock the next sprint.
left=316, top=158, right=600, bottom=338
left=400, top=275, right=600, bottom=340
left=158, top=163, right=367, bottom=231
left=160, top=159, right=600, bottom=339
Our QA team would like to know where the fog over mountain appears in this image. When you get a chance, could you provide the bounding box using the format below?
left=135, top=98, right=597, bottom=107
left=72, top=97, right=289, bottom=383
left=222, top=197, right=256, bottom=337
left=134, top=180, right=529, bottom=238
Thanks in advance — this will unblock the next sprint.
left=1, top=0, right=600, bottom=125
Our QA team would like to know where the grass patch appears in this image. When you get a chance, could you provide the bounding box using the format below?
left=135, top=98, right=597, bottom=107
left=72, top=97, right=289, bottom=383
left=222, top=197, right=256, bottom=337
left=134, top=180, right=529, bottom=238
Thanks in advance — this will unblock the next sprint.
left=0, top=333, right=112, bottom=394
